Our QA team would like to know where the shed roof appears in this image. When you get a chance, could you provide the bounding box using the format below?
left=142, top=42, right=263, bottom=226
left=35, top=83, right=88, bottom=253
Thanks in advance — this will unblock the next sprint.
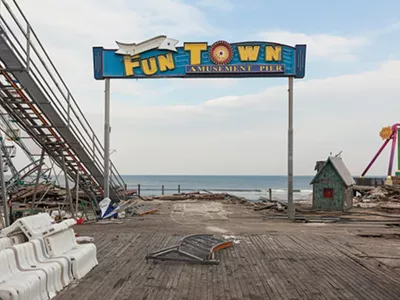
left=310, top=156, right=356, bottom=187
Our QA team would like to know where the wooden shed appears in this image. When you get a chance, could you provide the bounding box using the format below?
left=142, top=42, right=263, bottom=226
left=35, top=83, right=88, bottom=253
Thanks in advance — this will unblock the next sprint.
left=310, top=156, right=355, bottom=211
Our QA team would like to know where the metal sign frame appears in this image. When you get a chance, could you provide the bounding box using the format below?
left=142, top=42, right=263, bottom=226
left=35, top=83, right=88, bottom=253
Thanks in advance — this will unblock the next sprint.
left=93, top=37, right=307, bottom=220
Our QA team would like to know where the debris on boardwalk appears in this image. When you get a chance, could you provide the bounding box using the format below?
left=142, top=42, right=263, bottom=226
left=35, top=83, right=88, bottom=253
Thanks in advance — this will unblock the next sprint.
left=254, top=200, right=288, bottom=212
left=127, top=203, right=157, bottom=216
left=354, top=185, right=400, bottom=212
left=141, top=192, right=227, bottom=201
left=355, top=185, right=400, bottom=202
left=146, top=234, right=233, bottom=265
left=98, top=198, right=158, bottom=220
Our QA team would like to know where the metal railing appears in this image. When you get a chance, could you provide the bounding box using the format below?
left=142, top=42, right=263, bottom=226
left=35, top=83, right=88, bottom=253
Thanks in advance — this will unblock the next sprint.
left=0, top=0, right=126, bottom=196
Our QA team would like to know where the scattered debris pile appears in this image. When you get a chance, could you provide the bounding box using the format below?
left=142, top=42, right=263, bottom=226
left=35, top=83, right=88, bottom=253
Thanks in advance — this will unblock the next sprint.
left=355, top=185, right=400, bottom=203
left=141, top=192, right=227, bottom=201
left=252, top=198, right=312, bottom=213
left=2, top=184, right=66, bottom=204
left=224, top=194, right=252, bottom=205
left=354, top=185, right=400, bottom=212
left=253, top=199, right=289, bottom=212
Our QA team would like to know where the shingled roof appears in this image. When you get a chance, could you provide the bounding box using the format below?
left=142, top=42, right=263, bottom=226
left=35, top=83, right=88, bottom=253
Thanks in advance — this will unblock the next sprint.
left=310, top=156, right=356, bottom=187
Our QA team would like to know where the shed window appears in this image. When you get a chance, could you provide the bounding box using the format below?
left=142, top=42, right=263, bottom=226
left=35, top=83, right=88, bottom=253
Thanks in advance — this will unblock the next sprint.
left=323, top=188, right=334, bottom=198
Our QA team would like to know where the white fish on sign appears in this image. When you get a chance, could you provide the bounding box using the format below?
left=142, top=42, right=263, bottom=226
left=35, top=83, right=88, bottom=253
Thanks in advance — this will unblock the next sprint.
left=115, top=35, right=179, bottom=56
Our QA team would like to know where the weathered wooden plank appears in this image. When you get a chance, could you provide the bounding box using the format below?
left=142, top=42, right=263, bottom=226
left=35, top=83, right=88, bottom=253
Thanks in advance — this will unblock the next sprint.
left=328, top=236, right=400, bottom=283
left=254, top=235, right=292, bottom=300
left=150, top=236, right=181, bottom=300
left=309, top=234, right=400, bottom=299
left=292, top=233, right=368, bottom=299
left=176, top=264, right=192, bottom=300
left=306, top=234, right=393, bottom=300
left=291, top=234, right=377, bottom=300
left=124, top=233, right=169, bottom=300
left=224, top=243, right=245, bottom=300
left=163, top=253, right=187, bottom=300
left=218, top=249, right=233, bottom=300
left=191, top=259, right=206, bottom=300
left=246, top=235, right=283, bottom=300
left=54, top=229, right=400, bottom=300
left=89, top=233, right=152, bottom=300
left=274, top=234, right=337, bottom=300
left=276, top=234, right=334, bottom=299
left=238, top=236, right=270, bottom=299
left=228, top=237, right=253, bottom=300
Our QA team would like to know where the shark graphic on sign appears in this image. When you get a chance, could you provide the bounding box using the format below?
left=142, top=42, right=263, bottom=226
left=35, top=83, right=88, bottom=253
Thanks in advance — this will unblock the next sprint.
left=115, top=35, right=178, bottom=56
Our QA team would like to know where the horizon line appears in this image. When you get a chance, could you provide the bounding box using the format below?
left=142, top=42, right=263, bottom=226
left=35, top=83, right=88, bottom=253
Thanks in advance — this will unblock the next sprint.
left=117, top=174, right=380, bottom=177
left=118, top=174, right=315, bottom=176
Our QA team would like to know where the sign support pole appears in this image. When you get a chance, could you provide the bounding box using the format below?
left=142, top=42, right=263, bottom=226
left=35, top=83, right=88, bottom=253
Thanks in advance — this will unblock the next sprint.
left=104, top=78, right=111, bottom=199
left=397, top=126, right=400, bottom=176
left=288, top=77, right=295, bottom=220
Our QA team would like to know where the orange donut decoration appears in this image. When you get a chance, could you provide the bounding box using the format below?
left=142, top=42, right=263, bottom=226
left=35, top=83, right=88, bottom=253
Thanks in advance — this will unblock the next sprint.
left=209, top=41, right=233, bottom=65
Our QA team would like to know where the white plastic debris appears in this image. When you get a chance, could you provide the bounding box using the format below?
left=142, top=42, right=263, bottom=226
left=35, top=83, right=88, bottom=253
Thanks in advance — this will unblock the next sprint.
left=99, top=197, right=112, bottom=218
left=222, top=235, right=241, bottom=244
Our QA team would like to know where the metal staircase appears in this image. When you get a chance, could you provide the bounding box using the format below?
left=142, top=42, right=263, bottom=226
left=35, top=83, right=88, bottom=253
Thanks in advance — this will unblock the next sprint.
left=0, top=0, right=126, bottom=202
left=0, top=108, right=54, bottom=190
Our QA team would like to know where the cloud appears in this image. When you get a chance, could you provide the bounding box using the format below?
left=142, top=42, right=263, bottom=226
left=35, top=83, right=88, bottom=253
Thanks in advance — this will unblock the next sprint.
left=3, top=1, right=398, bottom=176
left=197, top=0, right=234, bottom=11
left=258, top=31, right=370, bottom=62
left=16, top=0, right=216, bottom=43
left=2, top=0, right=232, bottom=113
left=368, top=21, right=400, bottom=37
left=92, top=59, right=400, bottom=175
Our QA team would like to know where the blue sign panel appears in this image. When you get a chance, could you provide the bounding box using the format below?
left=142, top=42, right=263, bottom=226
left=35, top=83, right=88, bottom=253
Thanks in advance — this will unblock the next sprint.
left=93, top=36, right=306, bottom=79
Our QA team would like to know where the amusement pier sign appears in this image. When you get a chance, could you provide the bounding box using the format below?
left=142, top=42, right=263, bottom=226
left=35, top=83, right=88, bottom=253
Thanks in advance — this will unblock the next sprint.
left=93, top=36, right=306, bottom=79
left=92, top=36, right=307, bottom=219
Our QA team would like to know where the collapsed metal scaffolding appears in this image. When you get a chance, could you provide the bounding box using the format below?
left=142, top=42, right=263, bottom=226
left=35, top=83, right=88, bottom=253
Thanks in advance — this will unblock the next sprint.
left=0, top=0, right=128, bottom=227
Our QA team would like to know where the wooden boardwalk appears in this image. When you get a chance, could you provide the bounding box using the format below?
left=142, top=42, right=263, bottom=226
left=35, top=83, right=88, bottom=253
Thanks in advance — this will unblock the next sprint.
left=53, top=201, right=400, bottom=300
left=56, top=231, right=400, bottom=300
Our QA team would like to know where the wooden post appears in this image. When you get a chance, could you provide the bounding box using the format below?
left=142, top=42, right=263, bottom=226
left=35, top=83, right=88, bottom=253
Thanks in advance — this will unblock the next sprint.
left=269, top=188, right=272, bottom=201
left=178, top=184, right=181, bottom=194
left=162, top=185, right=164, bottom=195
left=137, top=184, right=141, bottom=196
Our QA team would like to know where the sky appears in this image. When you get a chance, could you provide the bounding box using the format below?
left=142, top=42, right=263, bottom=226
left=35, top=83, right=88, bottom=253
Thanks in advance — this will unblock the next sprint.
left=3, top=0, right=400, bottom=176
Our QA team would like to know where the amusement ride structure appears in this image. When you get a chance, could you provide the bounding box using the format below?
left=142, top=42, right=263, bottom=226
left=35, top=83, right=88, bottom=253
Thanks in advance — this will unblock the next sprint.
left=0, top=0, right=127, bottom=227
left=361, top=123, right=400, bottom=183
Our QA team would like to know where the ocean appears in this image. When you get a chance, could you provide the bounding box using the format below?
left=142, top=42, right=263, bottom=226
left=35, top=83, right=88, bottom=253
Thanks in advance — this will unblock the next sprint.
left=121, top=175, right=313, bottom=202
